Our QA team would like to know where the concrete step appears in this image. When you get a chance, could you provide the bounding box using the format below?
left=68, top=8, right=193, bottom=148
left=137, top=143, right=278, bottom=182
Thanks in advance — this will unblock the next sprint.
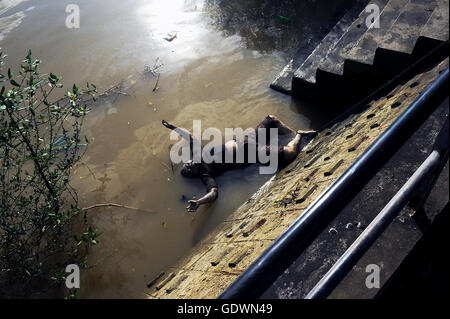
left=420, top=0, right=449, bottom=41
left=346, top=0, right=411, bottom=65
left=293, top=1, right=375, bottom=84
left=293, top=0, right=389, bottom=85
left=269, top=58, right=295, bottom=95
left=317, top=0, right=391, bottom=77
left=270, top=1, right=367, bottom=94
left=376, top=0, right=437, bottom=54
left=290, top=0, right=448, bottom=105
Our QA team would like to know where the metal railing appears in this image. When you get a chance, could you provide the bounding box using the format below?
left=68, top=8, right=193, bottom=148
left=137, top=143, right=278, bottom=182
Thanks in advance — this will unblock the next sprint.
left=306, top=114, right=449, bottom=298
left=219, top=68, right=449, bottom=299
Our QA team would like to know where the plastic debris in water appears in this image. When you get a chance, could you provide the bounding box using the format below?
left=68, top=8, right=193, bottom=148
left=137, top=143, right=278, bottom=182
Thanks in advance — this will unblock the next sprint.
left=277, top=15, right=291, bottom=23
left=164, top=33, right=177, bottom=42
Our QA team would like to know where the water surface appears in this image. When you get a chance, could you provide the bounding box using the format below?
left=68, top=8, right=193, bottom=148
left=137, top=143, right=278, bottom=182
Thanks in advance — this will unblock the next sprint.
left=1, top=0, right=353, bottom=298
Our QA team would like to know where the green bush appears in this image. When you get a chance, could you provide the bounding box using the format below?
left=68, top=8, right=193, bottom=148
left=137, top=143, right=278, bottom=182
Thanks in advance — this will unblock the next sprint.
left=0, top=49, right=98, bottom=298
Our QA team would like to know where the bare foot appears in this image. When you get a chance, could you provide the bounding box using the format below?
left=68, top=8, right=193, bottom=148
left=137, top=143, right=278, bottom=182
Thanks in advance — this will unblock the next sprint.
left=297, top=129, right=317, bottom=136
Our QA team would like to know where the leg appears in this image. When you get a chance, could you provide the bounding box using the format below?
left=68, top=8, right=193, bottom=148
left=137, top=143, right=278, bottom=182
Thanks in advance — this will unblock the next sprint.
left=254, top=115, right=297, bottom=147
left=256, top=115, right=296, bottom=135
left=162, top=120, right=194, bottom=142
left=282, top=133, right=302, bottom=163
left=281, top=129, right=317, bottom=163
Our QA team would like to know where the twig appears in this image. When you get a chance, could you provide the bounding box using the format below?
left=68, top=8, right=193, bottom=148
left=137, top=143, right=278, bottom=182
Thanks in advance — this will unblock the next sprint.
left=143, top=58, right=163, bottom=77
left=81, top=203, right=158, bottom=214
left=153, top=73, right=160, bottom=92
left=81, top=162, right=97, bottom=180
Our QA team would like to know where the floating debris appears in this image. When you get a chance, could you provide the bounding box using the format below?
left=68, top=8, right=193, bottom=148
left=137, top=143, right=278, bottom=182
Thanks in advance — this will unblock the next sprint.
left=147, top=101, right=158, bottom=111
left=143, top=58, right=163, bottom=77
left=153, top=73, right=160, bottom=92
left=164, top=33, right=177, bottom=42
left=277, top=15, right=291, bottom=23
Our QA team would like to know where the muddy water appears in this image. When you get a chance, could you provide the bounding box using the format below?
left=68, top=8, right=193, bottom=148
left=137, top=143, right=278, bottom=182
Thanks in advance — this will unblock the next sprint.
left=1, top=0, right=353, bottom=298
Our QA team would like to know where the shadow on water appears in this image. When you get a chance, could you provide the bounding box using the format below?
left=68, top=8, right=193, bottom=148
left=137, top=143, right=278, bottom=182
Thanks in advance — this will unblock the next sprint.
left=289, top=97, right=346, bottom=130
left=204, top=0, right=361, bottom=54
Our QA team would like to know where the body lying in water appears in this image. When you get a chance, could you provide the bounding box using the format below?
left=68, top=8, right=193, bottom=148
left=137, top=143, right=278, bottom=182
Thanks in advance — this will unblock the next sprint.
left=162, top=115, right=316, bottom=212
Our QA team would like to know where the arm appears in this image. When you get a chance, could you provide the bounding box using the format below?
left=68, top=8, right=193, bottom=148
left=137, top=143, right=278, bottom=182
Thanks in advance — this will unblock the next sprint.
left=162, top=120, right=194, bottom=143
left=186, top=187, right=218, bottom=212
left=162, top=120, right=201, bottom=160
left=186, top=173, right=218, bottom=212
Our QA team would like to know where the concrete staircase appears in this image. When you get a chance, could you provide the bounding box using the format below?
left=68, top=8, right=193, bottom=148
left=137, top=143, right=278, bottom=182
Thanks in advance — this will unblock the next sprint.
left=271, top=0, right=449, bottom=104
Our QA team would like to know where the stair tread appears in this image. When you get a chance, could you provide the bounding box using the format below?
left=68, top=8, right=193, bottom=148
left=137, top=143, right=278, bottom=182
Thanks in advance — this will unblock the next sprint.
left=270, top=59, right=295, bottom=94
left=280, top=0, right=448, bottom=98
left=271, top=1, right=367, bottom=93
left=293, top=0, right=377, bottom=84
left=420, top=0, right=449, bottom=41
left=318, top=0, right=390, bottom=76
left=346, top=0, right=411, bottom=64
left=377, top=1, right=437, bottom=54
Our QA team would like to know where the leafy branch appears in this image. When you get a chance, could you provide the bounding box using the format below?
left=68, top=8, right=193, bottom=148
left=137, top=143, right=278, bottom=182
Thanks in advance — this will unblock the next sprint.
left=0, top=49, right=99, bottom=298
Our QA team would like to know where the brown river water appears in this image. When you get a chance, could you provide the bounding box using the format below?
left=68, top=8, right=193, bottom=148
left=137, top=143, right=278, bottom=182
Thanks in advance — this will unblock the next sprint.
left=1, top=0, right=355, bottom=298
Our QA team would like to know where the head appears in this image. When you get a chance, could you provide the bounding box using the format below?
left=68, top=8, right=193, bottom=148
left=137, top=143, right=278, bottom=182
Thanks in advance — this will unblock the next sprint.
left=180, top=160, right=202, bottom=178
